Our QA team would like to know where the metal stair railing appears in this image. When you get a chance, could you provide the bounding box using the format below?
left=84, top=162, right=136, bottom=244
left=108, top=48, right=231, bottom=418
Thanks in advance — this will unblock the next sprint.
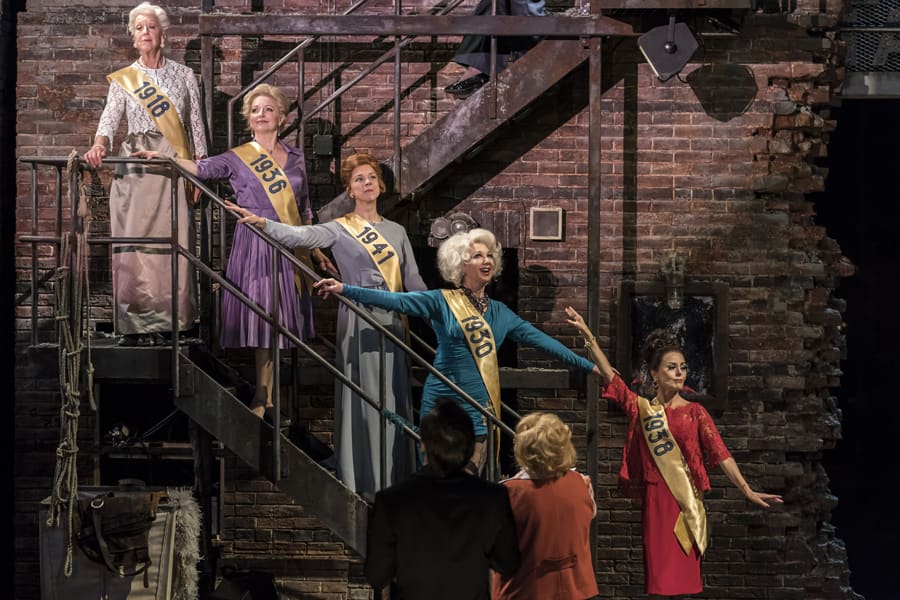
left=223, top=0, right=477, bottom=187
left=169, top=157, right=518, bottom=481
left=19, top=155, right=516, bottom=484
left=224, top=0, right=375, bottom=149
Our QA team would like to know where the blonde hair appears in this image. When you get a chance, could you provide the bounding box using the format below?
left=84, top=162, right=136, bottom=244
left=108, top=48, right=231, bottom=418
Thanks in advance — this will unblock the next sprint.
left=340, top=153, right=387, bottom=195
left=128, top=2, right=170, bottom=34
left=240, top=84, right=291, bottom=133
left=437, top=228, right=503, bottom=287
left=513, top=413, right=576, bottom=480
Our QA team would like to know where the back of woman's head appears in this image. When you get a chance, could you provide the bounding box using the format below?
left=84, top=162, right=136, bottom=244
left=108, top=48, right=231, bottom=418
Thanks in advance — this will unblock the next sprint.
left=514, top=412, right=576, bottom=480
left=642, top=328, right=683, bottom=371
left=420, top=400, right=475, bottom=477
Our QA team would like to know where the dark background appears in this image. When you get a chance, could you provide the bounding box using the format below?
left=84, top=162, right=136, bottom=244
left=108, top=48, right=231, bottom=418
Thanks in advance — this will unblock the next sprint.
left=815, top=98, right=900, bottom=600
left=1, top=0, right=897, bottom=596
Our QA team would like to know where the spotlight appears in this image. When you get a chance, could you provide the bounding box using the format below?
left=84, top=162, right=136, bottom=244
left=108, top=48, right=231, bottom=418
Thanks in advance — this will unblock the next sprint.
left=429, top=212, right=478, bottom=246
left=638, top=17, right=698, bottom=82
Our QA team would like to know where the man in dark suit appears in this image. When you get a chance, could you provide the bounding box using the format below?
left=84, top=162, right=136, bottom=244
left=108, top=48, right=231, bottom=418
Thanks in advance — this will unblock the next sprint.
left=365, top=400, right=521, bottom=599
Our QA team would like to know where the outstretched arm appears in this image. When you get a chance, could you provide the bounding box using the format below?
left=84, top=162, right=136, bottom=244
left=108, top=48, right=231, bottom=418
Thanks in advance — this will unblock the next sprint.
left=315, top=278, right=440, bottom=321
left=131, top=150, right=198, bottom=175
left=718, top=458, right=784, bottom=508
left=565, top=306, right=616, bottom=384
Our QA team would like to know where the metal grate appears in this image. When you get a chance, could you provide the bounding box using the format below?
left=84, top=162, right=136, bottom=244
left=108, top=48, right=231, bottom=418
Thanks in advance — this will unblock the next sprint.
left=842, top=0, right=900, bottom=71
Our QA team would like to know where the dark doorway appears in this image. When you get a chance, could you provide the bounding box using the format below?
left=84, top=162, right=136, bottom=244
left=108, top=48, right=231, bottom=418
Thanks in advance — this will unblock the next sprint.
left=817, top=99, right=900, bottom=600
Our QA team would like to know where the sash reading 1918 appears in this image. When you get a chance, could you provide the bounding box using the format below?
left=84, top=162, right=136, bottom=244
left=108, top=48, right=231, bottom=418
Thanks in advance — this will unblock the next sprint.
left=108, top=66, right=191, bottom=159
left=231, top=141, right=313, bottom=296
left=441, top=288, right=501, bottom=450
left=637, top=395, right=709, bottom=556
left=335, top=213, right=403, bottom=292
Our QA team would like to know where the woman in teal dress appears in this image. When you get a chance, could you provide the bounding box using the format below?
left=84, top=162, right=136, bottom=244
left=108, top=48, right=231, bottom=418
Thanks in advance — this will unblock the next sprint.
left=313, top=228, right=601, bottom=473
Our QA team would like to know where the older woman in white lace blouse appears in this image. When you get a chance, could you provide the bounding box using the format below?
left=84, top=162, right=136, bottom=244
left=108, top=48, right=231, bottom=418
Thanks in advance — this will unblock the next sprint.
left=84, top=2, right=207, bottom=346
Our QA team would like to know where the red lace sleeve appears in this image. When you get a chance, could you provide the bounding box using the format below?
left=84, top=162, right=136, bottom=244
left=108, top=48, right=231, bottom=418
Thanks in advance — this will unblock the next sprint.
left=695, top=404, right=732, bottom=467
left=601, top=374, right=638, bottom=418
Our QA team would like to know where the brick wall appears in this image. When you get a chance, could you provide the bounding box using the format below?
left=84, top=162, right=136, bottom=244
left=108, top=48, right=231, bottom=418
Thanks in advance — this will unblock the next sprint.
left=15, top=0, right=859, bottom=598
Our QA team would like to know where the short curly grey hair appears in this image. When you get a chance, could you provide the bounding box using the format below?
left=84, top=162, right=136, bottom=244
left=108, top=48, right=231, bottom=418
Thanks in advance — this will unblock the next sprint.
left=128, top=2, right=170, bottom=34
left=437, top=228, right=503, bottom=287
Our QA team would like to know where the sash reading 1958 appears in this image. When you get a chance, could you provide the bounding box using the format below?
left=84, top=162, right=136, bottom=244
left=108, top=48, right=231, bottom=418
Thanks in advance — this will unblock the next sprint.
left=108, top=66, right=191, bottom=159
left=441, top=289, right=501, bottom=445
left=335, top=213, right=403, bottom=292
left=637, top=395, right=709, bottom=556
left=231, top=141, right=313, bottom=296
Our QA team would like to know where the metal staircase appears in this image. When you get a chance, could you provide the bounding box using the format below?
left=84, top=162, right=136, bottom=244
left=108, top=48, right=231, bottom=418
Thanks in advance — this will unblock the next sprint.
left=175, top=351, right=370, bottom=555
left=316, top=31, right=631, bottom=221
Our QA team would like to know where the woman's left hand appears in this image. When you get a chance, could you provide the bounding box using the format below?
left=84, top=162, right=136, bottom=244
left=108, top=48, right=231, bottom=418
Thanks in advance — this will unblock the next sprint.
left=224, top=200, right=266, bottom=228
left=314, top=278, right=344, bottom=299
left=312, top=248, right=338, bottom=275
left=565, top=306, right=592, bottom=338
left=745, top=489, right=784, bottom=509
left=130, top=150, right=162, bottom=160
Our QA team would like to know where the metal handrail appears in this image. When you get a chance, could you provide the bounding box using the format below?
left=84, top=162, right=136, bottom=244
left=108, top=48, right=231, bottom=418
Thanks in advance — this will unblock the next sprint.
left=225, top=0, right=373, bottom=149
left=297, top=0, right=470, bottom=127
left=18, top=156, right=516, bottom=445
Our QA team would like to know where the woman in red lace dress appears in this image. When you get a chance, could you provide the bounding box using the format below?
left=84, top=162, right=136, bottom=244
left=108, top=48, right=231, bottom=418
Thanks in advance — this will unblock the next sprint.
left=565, top=307, right=782, bottom=598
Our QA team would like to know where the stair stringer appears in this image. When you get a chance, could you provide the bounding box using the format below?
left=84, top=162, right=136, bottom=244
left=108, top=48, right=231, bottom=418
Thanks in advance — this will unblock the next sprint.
left=175, top=353, right=370, bottom=556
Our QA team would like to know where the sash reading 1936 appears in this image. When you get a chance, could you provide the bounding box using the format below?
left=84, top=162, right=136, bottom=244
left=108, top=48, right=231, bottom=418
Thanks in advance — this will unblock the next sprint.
left=637, top=395, right=709, bottom=556
left=335, top=213, right=403, bottom=292
left=231, top=141, right=314, bottom=296
left=108, top=66, right=191, bottom=159
left=441, top=289, right=501, bottom=447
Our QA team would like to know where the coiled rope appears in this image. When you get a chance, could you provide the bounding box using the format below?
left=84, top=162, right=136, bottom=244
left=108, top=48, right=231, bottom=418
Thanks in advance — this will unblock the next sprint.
left=45, top=149, right=97, bottom=576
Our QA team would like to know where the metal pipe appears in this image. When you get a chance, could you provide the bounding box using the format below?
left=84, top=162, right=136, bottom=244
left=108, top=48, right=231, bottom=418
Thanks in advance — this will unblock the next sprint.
left=271, top=241, right=282, bottom=481
left=171, top=172, right=181, bottom=397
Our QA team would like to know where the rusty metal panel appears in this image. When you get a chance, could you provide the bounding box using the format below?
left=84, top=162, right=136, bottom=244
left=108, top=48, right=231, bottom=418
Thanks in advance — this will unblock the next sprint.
left=398, top=38, right=590, bottom=200
left=199, top=14, right=634, bottom=37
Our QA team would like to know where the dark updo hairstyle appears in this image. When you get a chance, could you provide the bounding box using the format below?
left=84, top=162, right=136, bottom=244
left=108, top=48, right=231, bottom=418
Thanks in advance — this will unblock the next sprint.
left=642, top=329, right=684, bottom=372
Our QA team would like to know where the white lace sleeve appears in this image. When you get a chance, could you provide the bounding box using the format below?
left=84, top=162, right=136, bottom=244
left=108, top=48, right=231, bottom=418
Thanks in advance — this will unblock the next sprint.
left=95, top=82, right=127, bottom=142
left=185, top=71, right=207, bottom=157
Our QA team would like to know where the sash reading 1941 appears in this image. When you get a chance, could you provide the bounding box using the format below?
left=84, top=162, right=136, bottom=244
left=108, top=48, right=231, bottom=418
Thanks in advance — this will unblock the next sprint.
left=441, top=289, right=501, bottom=450
left=108, top=66, right=191, bottom=159
left=637, top=395, right=709, bottom=556
left=231, top=141, right=314, bottom=296
left=335, top=213, right=403, bottom=292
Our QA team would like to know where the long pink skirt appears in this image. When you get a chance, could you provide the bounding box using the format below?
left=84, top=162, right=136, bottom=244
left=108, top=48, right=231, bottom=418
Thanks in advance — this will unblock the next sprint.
left=642, top=481, right=703, bottom=596
left=110, top=132, right=197, bottom=335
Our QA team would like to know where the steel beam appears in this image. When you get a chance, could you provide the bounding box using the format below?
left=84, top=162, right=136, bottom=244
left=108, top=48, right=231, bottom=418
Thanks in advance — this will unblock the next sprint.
left=199, top=14, right=636, bottom=37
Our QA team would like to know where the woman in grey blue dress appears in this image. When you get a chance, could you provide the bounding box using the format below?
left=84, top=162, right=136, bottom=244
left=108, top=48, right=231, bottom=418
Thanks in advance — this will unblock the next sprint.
left=228, top=153, right=426, bottom=498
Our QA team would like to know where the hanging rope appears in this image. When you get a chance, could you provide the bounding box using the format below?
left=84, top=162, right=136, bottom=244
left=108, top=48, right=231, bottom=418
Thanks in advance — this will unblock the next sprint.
left=45, top=149, right=97, bottom=576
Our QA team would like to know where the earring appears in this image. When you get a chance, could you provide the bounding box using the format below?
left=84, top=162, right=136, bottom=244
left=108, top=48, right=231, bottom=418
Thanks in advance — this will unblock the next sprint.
left=651, top=378, right=658, bottom=390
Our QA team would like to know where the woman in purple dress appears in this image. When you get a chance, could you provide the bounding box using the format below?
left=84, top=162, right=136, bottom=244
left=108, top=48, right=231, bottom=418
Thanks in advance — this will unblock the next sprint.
left=136, top=83, right=331, bottom=419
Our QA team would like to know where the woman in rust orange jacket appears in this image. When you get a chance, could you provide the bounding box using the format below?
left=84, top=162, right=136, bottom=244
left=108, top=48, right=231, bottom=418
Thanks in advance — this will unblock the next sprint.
left=492, top=412, right=600, bottom=600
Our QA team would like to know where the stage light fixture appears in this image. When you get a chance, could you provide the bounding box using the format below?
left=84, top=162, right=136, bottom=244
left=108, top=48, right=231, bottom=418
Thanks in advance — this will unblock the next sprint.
left=638, top=17, right=699, bottom=82
left=429, top=212, right=478, bottom=246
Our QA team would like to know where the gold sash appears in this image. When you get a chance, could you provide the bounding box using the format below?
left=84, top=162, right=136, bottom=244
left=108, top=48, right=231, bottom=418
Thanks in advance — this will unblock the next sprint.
left=108, top=66, right=191, bottom=159
left=441, top=289, right=501, bottom=448
left=335, top=213, right=403, bottom=292
left=637, top=395, right=708, bottom=556
left=231, top=141, right=313, bottom=296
